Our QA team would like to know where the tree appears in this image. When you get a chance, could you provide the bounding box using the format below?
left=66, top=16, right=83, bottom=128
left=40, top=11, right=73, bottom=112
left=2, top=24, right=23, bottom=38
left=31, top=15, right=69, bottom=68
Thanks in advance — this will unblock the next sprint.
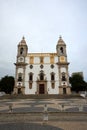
left=0, top=75, right=15, bottom=94
left=69, top=74, right=87, bottom=93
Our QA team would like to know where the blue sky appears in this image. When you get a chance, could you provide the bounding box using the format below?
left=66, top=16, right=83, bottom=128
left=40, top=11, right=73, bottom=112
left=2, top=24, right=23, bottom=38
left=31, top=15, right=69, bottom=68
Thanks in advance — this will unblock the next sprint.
left=0, top=0, right=87, bottom=81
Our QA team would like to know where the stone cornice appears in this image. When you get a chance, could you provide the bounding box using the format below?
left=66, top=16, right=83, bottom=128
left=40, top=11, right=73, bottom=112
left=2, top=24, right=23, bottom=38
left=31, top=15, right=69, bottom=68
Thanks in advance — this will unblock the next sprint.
left=14, top=62, right=28, bottom=66
left=57, top=62, right=70, bottom=65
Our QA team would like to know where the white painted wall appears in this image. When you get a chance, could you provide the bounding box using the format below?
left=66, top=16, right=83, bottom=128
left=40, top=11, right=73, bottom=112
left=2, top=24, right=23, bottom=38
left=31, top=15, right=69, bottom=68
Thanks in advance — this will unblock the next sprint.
left=54, top=56, right=58, bottom=63
left=24, top=55, right=59, bottom=94
left=34, top=57, right=40, bottom=63
left=15, top=55, right=60, bottom=94
left=44, top=57, right=50, bottom=63
left=60, top=67, right=66, bottom=73
left=18, top=68, right=23, bottom=73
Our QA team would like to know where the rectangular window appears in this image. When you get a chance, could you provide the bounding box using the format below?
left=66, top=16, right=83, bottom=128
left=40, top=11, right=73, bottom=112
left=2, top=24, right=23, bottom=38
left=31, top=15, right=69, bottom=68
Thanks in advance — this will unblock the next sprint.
left=29, top=75, right=32, bottom=81
left=51, top=74, right=55, bottom=81
left=29, top=73, right=33, bottom=81
left=40, top=73, right=44, bottom=80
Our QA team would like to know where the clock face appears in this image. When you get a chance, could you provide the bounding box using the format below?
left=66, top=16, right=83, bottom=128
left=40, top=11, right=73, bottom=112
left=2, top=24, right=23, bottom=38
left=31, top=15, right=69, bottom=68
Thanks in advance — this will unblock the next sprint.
left=18, top=57, right=24, bottom=62
left=60, top=56, right=65, bottom=62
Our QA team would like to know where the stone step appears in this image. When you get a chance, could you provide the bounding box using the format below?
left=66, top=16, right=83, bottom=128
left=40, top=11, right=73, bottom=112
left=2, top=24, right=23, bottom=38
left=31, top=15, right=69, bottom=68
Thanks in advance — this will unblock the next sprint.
left=0, top=94, right=83, bottom=99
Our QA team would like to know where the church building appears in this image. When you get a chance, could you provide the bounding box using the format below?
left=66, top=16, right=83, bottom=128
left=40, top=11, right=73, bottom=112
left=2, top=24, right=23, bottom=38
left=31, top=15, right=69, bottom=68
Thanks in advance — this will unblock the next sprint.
left=13, top=36, right=71, bottom=95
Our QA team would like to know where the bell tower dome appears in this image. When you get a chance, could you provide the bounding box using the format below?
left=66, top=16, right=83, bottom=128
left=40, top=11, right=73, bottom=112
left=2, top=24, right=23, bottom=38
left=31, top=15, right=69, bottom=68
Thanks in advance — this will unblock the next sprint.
left=56, top=36, right=67, bottom=61
left=17, top=36, right=28, bottom=57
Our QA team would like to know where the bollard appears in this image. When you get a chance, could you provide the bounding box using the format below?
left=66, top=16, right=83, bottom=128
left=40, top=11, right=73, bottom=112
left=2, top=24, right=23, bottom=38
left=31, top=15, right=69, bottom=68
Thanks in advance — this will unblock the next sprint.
left=44, top=104, right=47, bottom=112
left=43, top=104, right=48, bottom=125
left=43, top=112, right=48, bottom=124
left=79, top=105, right=83, bottom=112
left=9, top=104, right=13, bottom=113
left=61, top=104, right=64, bottom=111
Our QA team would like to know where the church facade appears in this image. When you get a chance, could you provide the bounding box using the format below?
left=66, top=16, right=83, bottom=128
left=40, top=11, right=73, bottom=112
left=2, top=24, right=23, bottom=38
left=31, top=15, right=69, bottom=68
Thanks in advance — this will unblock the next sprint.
left=13, top=36, right=71, bottom=95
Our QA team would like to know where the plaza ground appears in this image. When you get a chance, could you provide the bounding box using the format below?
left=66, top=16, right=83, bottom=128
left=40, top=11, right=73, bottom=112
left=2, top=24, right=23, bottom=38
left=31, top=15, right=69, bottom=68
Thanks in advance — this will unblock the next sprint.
left=0, top=95, right=87, bottom=130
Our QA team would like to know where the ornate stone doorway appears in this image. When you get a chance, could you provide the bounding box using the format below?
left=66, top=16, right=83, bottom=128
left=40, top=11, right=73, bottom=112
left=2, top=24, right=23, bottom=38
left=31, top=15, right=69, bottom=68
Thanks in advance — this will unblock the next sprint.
left=63, top=88, right=66, bottom=94
left=39, top=84, right=45, bottom=94
left=18, top=88, right=21, bottom=94
left=36, top=80, right=47, bottom=94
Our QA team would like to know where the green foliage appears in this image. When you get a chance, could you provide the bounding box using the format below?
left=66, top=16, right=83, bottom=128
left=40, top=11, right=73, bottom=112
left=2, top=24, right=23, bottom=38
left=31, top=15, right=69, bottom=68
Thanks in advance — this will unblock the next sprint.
left=0, top=75, right=15, bottom=94
left=69, top=74, right=87, bottom=93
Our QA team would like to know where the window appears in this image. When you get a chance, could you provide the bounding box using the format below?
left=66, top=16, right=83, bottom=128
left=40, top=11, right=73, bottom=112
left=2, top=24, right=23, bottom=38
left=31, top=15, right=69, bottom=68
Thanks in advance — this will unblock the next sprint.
left=40, top=73, right=44, bottom=80
left=20, top=47, right=24, bottom=55
left=29, top=73, right=33, bottom=81
left=50, top=64, right=54, bottom=69
left=30, top=65, right=33, bottom=69
left=60, top=47, right=64, bottom=54
left=18, top=73, right=22, bottom=81
left=40, top=64, right=44, bottom=69
left=29, top=75, right=32, bottom=81
left=51, top=73, right=55, bottom=81
left=62, top=73, right=66, bottom=81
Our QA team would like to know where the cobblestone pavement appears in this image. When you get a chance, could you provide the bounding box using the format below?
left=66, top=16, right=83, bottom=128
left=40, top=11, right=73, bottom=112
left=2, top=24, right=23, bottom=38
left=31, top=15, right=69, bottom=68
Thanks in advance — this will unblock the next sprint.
left=0, top=98, right=87, bottom=113
left=0, top=98, right=87, bottom=130
left=0, top=122, right=63, bottom=130
left=0, top=122, right=87, bottom=130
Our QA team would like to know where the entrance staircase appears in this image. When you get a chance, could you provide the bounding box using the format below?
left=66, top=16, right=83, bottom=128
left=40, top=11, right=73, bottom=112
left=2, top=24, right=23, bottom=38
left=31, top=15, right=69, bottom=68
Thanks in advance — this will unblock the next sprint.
left=0, top=94, right=83, bottom=99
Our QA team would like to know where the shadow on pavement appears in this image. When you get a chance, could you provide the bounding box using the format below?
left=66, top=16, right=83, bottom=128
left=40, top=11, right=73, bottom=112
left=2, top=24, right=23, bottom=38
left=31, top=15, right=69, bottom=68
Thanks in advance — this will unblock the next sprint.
left=0, top=122, right=63, bottom=130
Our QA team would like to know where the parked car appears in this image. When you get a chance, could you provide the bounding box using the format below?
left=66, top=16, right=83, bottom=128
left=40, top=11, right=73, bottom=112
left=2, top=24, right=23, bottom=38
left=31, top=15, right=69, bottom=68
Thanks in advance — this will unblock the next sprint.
left=80, top=91, right=87, bottom=98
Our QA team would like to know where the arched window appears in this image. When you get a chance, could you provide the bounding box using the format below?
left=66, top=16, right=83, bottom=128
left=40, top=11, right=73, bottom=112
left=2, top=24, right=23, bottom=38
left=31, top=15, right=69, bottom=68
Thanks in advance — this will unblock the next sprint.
left=51, top=72, right=55, bottom=81
left=60, top=47, right=63, bottom=54
left=20, top=47, right=24, bottom=55
left=40, top=73, right=44, bottom=80
left=29, top=73, right=33, bottom=81
left=18, top=73, right=22, bottom=81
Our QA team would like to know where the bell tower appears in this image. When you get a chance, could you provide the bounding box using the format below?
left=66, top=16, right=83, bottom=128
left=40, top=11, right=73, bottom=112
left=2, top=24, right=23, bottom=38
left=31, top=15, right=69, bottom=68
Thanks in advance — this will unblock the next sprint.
left=56, top=36, right=71, bottom=94
left=13, top=37, right=28, bottom=94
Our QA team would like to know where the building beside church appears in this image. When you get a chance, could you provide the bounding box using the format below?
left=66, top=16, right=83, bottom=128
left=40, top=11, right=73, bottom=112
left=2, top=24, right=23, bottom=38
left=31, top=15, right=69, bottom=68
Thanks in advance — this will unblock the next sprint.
left=13, top=36, right=71, bottom=95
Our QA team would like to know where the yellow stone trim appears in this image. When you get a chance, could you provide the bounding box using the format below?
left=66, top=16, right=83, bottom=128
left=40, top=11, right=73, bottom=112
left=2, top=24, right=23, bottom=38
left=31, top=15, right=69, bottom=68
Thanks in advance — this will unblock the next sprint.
left=29, top=62, right=57, bottom=65
left=50, top=55, right=54, bottom=64
left=30, top=56, right=34, bottom=64
left=40, top=56, right=44, bottom=64
left=27, top=53, right=57, bottom=57
left=28, top=53, right=58, bottom=64
left=60, top=56, right=65, bottom=62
